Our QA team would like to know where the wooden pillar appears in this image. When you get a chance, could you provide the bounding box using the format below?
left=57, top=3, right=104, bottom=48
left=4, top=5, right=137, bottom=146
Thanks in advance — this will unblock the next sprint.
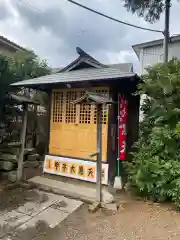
left=46, top=91, right=52, bottom=154
left=32, top=104, right=37, bottom=148
left=96, top=104, right=102, bottom=203
left=17, top=103, right=28, bottom=181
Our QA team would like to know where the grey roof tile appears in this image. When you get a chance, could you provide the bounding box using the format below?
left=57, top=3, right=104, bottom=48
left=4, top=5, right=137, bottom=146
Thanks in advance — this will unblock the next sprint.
left=11, top=67, right=136, bottom=87
left=108, top=63, right=133, bottom=72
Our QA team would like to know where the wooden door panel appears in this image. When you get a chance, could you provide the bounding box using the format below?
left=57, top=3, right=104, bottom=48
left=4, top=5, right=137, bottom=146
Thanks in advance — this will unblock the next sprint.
left=49, top=88, right=109, bottom=161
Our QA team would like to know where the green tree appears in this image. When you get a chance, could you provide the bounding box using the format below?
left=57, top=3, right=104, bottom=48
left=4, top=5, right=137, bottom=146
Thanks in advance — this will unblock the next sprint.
left=0, top=55, right=14, bottom=123
left=0, top=50, right=51, bottom=113
left=9, top=51, right=51, bottom=82
left=125, top=59, right=180, bottom=209
left=123, top=0, right=169, bottom=23
left=0, top=51, right=51, bottom=143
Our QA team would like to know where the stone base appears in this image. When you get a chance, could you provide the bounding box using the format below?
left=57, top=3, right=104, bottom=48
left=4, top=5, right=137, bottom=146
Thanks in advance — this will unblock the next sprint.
left=88, top=201, right=101, bottom=212
left=102, top=203, right=118, bottom=213
left=28, top=176, right=114, bottom=204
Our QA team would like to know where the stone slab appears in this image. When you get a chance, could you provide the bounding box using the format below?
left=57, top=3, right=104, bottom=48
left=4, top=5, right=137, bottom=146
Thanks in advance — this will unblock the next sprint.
left=19, top=194, right=82, bottom=229
left=0, top=190, right=83, bottom=238
left=19, top=207, right=69, bottom=229
left=102, top=203, right=118, bottom=212
left=28, top=176, right=114, bottom=204
left=1, top=211, right=31, bottom=227
left=16, top=190, right=64, bottom=216
left=0, top=210, right=31, bottom=237
left=50, top=197, right=82, bottom=214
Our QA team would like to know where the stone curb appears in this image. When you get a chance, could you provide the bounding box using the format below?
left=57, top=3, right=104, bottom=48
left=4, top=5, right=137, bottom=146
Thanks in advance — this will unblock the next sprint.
left=28, top=181, right=95, bottom=204
left=28, top=177, right=114, bottom=205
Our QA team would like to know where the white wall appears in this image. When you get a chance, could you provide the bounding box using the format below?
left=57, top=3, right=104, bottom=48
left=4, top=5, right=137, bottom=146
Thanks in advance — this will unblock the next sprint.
left=140, top=41, right=180, bottom=75
left=0, top=42, right=17, bottom=58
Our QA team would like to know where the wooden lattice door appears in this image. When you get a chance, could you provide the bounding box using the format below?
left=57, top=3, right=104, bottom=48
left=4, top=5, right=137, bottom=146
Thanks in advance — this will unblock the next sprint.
left=49, top=88, right=109, bottom=161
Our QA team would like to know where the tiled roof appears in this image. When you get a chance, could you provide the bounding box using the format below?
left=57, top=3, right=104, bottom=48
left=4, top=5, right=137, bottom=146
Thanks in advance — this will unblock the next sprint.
left=108, top=63, right=133, bottom=72
left=11, top=67, right=136, bottom=87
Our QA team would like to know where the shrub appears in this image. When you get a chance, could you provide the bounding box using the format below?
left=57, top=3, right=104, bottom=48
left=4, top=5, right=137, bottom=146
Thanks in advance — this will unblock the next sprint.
left=126, top=59, right=180, bottom=210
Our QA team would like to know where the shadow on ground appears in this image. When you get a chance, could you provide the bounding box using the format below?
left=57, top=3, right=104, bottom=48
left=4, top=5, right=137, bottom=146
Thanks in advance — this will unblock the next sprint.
left=0, top=188, right=49, bottom=212
left=3, top=220, right=50, bottom=240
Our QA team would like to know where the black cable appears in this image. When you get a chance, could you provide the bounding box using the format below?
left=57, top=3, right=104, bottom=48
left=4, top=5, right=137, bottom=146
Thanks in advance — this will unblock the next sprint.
left=18, top=0, right=163, bottom=33
left=67, top=0, right=163, bottom=33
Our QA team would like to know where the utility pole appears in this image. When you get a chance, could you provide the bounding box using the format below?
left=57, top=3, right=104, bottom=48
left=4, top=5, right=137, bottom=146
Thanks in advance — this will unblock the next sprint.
left=163, top=0, right=171, bottom=63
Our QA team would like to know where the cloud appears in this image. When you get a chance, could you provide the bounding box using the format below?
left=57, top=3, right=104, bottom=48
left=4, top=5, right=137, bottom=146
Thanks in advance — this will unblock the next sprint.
left=14, top=0, right=129, bottom=58
left=0, top=0, right=11, bottom=20
left=0, top=0, right=180, bottom=71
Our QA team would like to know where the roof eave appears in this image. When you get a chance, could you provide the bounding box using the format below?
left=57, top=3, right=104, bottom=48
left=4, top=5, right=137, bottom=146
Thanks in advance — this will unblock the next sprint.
left=11, top=74, right=139, bottom=90
left=132, top=45, right=140, bottom=59
left=132, top=34, right=180, bottom=57
left=0, top=37, right=27, bottom=52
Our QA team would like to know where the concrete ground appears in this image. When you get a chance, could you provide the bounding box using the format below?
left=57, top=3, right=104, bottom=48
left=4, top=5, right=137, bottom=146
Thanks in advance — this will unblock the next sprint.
left=0, top=187, right=82, bottom=239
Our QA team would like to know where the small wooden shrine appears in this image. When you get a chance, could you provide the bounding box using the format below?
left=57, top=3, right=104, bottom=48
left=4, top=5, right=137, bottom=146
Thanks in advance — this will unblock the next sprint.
left=12, top=47, right=140, bottom=185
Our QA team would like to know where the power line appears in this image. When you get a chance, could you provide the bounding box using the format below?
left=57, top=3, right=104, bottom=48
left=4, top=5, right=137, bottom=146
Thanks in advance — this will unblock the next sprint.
left=18, top=0, right=163, bottom=34
left=67, top=0, right=163, bottom=33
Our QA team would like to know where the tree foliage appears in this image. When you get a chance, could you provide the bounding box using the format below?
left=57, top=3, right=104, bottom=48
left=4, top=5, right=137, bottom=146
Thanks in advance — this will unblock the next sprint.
left=0, top=50, right=51, bottom=112
left=125, top=59, right=180, bottom=209
left=122, top=0, right=168, bottom=23
left=0, top=51, right=51, bottom=143
left=9, top=51, right=51, bottom=82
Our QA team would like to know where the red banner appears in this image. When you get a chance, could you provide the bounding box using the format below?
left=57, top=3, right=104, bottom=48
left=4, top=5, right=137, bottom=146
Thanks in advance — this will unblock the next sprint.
left=119, top=96, right=128, bottom=161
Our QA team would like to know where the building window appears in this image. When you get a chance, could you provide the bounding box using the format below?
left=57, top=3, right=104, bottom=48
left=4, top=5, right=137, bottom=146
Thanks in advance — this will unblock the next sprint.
left=52, top=92, right=63, bottom=123
left=52, top=88, right=109, bottom=125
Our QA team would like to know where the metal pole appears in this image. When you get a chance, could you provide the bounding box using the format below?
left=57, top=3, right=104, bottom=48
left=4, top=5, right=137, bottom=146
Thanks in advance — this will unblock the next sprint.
left=96, top=104, right=102, bottom=203
left=163, top=0, right=171, bottom=63
left=117, top=94, right=120, bottom=176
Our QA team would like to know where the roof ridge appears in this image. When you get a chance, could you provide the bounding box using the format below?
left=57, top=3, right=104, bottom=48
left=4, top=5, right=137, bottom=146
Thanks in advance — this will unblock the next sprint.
left=76, top=47, right=100, bottom=64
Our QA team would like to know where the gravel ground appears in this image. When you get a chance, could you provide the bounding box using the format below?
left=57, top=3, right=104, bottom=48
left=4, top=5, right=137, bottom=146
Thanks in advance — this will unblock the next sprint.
left=1, top=187, right=180, bottom=240
left=34, top=195, right=180, bottom=240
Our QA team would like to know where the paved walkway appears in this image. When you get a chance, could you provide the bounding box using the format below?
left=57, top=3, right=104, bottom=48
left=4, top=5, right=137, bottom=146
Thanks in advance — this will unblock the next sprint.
left=0, top=189, right=82, bottom=239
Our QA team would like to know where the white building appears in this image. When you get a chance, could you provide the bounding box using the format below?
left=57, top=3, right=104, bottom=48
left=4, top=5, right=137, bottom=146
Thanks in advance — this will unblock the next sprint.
left=132, top=35, right=180, bottom=75
left=0, top=35, right=26, bottom=57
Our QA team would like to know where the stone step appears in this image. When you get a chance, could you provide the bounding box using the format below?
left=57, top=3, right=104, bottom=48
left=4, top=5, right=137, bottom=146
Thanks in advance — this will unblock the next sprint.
left=0, top=142, right=21, bottom=148
left=27, top=154, right=40, bottom=161
left=28, top=176, right=114, bottom=204
left=1, top=170, right=17, bottom=182
left=0, top=148, right=19, bottom=155
left=0, top=161, right=16, bottom=171
left=23, top=161, right=40, bottom=168
left=0, top=154, right=17, bottom=162
left=24, top=148, right=36, bottom=155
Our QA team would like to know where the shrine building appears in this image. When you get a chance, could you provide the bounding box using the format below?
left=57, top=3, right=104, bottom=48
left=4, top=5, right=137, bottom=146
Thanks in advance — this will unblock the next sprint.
left=12, top=47, right=140, bottom=185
